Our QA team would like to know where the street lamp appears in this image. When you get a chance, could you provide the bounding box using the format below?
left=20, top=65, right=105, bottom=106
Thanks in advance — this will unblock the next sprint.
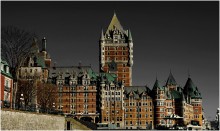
left=20, top=93, right=24, bottom=110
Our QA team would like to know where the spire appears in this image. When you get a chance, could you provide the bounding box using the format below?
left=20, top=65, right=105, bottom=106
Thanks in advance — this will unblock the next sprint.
left=100, top=29, right=105, bottom=41
left=188, top=68, right=191, bottom=78
left=166, top=71, right=177, bottom=85
left=153, top=79, right=162, bottom=90
left=128, top=29, right=133, bottom=41
left=183, top=77, right=202, bottom=99
left=31, top=38, right=39, bottom=53
left=42, top=37, right=47, bottom=51
left=106, top=12, right=124, bottom=34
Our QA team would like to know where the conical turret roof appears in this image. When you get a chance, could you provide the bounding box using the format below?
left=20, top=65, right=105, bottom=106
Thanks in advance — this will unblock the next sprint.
left=166, top=71, right=177, bottom=85
left=183, top=77, right=202, bottom=99
left=153, top=79, right=163, bottom=90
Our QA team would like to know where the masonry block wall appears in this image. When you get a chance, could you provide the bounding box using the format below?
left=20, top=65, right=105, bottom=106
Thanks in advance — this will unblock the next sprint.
left=1, top=110, right=65, bottom=130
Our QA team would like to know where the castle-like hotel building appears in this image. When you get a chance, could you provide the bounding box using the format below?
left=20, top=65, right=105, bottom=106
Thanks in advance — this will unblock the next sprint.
left=16, top=13, right=203, bottom=129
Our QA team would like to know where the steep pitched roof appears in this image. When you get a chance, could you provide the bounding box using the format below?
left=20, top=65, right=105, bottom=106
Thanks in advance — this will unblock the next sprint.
left=106, top=13, right=125, bottom=35
left=99, top=72, right=117, bottom=84
left=36, top=55, right=45, bottom=68
left=166, top=72, right=177, bottom=85
left=48, top=65, right=92, bottom=79
left=183, top=77, right=202, bottom=99
left=170, top=90, right=182, bottom=99
left=152, top=79, right=163, bottom=90
left=30, top=38, right=39, bottom=54
left=124, top=86, right=151, bottom=99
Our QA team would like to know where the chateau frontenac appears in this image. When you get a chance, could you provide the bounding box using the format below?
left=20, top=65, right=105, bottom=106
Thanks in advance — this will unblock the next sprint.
left=15, top=13, right=203, bottom=129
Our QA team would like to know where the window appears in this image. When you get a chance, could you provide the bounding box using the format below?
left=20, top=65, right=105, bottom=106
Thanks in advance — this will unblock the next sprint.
left=146, top=114, right=148, bottom=118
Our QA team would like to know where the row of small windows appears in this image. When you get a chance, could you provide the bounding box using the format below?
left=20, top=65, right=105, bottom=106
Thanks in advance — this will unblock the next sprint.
left=106, top=57, right=128, bottom=61
left=105, top=97, right=121, bottom=101
left=125, top=102, right=152, bottom=107
left=125, top=121, right=152, bottom=126
left=104, top=47, right=127, bottom=50
left=104, top=117, right=122, bottom=122
left=105, top=92, right=121, bottom=95
left=125, top=108, right=152, bottom=112
left=125, top=114, right=152, bottom=118
left=104, top=52, right=128, bottom=55
left=59, top=98, right=95, bottom=103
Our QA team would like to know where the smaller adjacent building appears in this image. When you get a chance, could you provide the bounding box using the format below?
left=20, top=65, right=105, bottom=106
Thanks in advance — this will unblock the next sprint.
left=19, top=37, right=51, bottom=82
left=1, top=59, right=13, bottom=108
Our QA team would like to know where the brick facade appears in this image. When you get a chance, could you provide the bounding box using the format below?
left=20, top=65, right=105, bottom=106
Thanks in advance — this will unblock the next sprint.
left=1, top=60, right=13, bottom=108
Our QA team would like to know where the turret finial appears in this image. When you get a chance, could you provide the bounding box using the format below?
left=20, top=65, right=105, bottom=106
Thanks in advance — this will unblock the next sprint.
left=188, top=68, right=191, bottom=78
left=42, top=37, right=47, bottom=51
left=128, top=29, right=133, bottom=41
left=100, top=28, right=105, bottom=41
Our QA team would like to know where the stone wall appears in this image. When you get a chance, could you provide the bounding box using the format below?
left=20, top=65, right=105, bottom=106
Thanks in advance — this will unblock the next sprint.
left=1, top=110, right=65, bottom=130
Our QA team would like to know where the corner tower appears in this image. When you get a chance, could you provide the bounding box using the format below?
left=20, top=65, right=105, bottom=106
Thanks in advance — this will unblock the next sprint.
left=99, top=13, right=133, bottom=86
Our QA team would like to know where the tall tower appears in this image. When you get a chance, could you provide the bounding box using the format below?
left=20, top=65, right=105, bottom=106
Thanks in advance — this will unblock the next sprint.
left=99, top=13, right=133, bottom=86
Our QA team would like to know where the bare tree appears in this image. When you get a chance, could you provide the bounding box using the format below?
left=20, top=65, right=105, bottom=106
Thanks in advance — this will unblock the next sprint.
left=37, top=82, right=58, bottom=113
left=1, top=25, right=38, bottom=108
left=16, top=79, right=37, bottom=110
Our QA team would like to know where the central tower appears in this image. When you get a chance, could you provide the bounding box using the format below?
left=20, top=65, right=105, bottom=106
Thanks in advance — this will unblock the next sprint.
left=99, top=13, right=133, bottom=86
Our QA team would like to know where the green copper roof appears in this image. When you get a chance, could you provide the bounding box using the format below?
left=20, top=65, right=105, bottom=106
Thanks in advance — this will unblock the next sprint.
left=105, top=73, right=116, bottom=82
left=166, top=72, right=177, bottom=85
left=36, top=55, right=45, bottom=68
left=99, top=72, right=117, bottom=83
left=88, top=68, right=98, bottom=80
left=1, top=60, right=13, bottom=78
left=152, top=79, right=163, bottom=90
left=183, top=77, right=202, bottom=99
left=106, top=13, right=125, bottom=34
left=170, top=90, right=182, bottom=99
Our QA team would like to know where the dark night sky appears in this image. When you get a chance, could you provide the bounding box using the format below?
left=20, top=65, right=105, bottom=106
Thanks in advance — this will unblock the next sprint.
left=2, top=1, right=219, bottom=120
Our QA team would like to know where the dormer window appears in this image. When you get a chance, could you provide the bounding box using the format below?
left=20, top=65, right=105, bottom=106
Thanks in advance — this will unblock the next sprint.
left=114, top=36, right=118, bottom=43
